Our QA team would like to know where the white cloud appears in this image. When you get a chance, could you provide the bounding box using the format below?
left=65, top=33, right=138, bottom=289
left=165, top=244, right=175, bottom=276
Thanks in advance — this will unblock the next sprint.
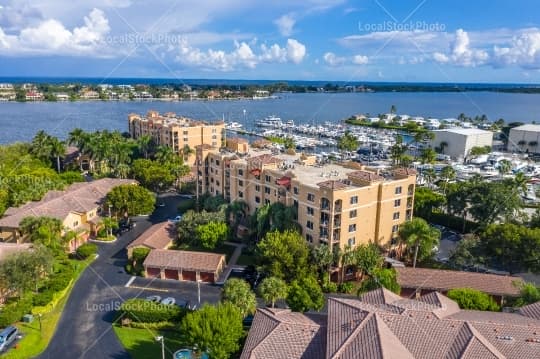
left=274, top=13, right=295, bottom=37
left=323, top=52, right=346, bottom=66
left=492, top=29, right=540, bottom=69
left=175, top=38, right=307, bottom=71
left=433, top=29, right=489, bottom=67
left=352, top=54, right=368, bottom=65
left=286, top=38, right=306, bottom=64
left=0, top=8, right=111, bottom=56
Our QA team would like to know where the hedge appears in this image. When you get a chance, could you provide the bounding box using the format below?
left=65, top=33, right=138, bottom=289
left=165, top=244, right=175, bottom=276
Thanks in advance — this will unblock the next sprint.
left=0, top=295, right=33, bottom=327
left=76, top=243, right=98, bottom=259
left=118, top=299, right=184, bottom=323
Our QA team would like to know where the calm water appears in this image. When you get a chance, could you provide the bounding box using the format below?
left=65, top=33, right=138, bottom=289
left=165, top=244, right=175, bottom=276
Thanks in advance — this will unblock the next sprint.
left=1, top=92, right=539, bottom=144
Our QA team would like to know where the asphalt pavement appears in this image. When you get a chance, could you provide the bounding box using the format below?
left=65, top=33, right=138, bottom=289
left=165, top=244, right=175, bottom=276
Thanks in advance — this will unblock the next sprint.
left=37, top=193, right=219, bottom=359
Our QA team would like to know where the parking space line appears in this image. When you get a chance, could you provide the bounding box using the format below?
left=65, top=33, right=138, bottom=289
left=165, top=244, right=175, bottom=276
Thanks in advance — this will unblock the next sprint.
left=124, top=276, right=136, bottom=287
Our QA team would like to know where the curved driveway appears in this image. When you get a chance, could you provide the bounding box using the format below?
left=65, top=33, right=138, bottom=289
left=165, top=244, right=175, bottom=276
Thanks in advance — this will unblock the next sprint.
left=37, top=194, right=220, bottom=359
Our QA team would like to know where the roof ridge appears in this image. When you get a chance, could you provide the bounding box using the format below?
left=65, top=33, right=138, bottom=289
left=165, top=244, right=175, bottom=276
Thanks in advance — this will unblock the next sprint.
left=241, top=309, right=281, bottom=359
left=463, top=322, right=505, bottom=358
left=373, top=314, right=414, bottom=359
left=330, top=312, right=375, bottom=359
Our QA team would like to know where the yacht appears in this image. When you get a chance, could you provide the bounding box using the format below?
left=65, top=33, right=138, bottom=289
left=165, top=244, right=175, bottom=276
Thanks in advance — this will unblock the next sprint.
left=225, top=121, right=243, bottom=129
left=256, top=115, right=282, bottom=127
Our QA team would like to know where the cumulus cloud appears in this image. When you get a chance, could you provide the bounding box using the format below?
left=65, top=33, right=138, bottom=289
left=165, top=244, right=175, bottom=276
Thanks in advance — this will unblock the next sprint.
left=492, top=29, right=540, bottom=69
left=352, top=54, right=368, bottom=65
left=176, top=38, right=307, bottom=71
left=323, top=52, right=346, bottom=66
left=274, top=14, right=295, bottom=36
left=0, top=8, right=111, bottom=56
left=433, top=29, right=489, bottom=67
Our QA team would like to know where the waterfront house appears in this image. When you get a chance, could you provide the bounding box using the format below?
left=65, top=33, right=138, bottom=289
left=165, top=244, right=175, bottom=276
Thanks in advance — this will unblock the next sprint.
left=25, top=91, right=44, bottom=101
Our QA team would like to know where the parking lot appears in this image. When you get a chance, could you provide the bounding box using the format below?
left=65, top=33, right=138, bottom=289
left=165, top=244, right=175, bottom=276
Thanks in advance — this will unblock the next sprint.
left=430, top=224, right=462, bottom=262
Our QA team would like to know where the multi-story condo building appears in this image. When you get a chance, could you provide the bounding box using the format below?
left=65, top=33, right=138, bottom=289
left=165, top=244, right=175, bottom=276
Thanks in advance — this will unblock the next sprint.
left=128, top=110, right=225, bottom=164
left=196, top=142, right=416, bottom=251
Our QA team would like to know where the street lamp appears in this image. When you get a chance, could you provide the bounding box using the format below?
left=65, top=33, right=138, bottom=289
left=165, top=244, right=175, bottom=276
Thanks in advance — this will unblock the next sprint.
left=155, top=336, right=165, bottom=359
left=197, top=279, right=202, bottom=307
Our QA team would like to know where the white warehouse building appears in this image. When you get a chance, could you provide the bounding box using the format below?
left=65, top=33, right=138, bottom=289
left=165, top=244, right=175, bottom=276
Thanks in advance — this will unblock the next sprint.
left=431, top=128, right=493, bottom=160
left=508, top=124, right=540, bottom=154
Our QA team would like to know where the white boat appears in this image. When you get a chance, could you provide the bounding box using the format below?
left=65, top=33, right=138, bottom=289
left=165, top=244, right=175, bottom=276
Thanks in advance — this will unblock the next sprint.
left=225, top=121, right=243, bottom=129
left=256, top=115, right=282, bottom=127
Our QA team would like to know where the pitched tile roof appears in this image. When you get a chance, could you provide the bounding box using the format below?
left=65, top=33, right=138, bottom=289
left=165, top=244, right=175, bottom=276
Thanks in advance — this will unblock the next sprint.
left=127, top=222, right=175, bottom=250
left=142, top=249, right=225, bottom=273
left=241, top=289, right=540, bottom=359
left=395, top=267, right=523, bottom=297
left=0, top=242, right=33, bottom=262
left=518, top=302, right=540, bottom=320
left=0, top=178, right=136, bottom=228
left=240, top=308, right=326, bottom=359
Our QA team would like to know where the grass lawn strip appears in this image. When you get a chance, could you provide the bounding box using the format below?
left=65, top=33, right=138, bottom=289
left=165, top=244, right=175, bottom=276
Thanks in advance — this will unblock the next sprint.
left=113, top=325, right=184, bottom=359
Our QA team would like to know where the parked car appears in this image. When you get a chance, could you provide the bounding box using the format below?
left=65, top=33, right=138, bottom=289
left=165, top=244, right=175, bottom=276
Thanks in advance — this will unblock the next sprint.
left=146, top=295, right=161, bottom=303
left=156, top=202, right=165, bottom=207
left=160, top=297, right=176, bottom=305
left=169, top=215, right=182, bottom=223
left=0, top=326, right=19, bottom=352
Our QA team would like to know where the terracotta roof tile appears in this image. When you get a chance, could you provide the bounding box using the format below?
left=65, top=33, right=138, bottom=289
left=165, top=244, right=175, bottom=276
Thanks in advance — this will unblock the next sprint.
left=347, top=170, right=383, bottom=182
left=395, top=267, right=523, bottom=297
left=317, top=180, right=349, bottom=190
left=519, top=301, right=540, bottom=320
left=143, top=249, right=225, bottom=273
left=127, top=222, right=175, bottom=250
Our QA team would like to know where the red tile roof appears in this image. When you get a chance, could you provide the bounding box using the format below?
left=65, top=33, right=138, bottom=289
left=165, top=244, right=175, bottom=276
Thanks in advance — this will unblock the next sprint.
left=317, top=180, right=349, bottom=190
left=395, top=267, right=523, bottom=297
left=127, top=222, right=175, bottom=250
left=241, top=288, right=540, bottom=359
left=143, top=249, right=225, bottom=273
left=393, top=167, right=418, bottom=176
left=347, top=170, right=383, bottom=182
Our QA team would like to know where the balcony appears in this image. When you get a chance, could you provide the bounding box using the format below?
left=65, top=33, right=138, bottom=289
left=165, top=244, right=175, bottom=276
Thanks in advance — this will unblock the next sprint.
left=333, top=220, right=341, bottom=228
left=320, top=221, right=329, bottom=228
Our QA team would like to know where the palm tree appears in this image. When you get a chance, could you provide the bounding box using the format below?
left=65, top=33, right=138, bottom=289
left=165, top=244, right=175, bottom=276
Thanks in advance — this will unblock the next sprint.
left=137, top=135, right=152, bottom=159
left=258, top=277, right=288, bottom=308
left=514, top=172, right=528, bottom=195
left=340, top=245, right=356, bottom=283
left=155, top=145, right=175, bottom=164
left=67, top=128, right=86, bottom=148
left=49, top=137, right=66, bottom=173
left=498, top=159, right=512, bottom=178
left=114, top=163, right=131, bottom=179
left=398, top=218, right=440, bottom=268
left=423, top=168, right=436, bottom=189
left=30, top=130, right=52, bottom=162
left=312, top=244, right=334, bottom=281
left=440, top=166, right=456, bottom=193
left=181, top=144, right=195, bottom=163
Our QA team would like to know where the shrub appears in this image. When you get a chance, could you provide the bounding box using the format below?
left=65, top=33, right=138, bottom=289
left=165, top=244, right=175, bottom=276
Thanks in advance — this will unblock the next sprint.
left=320, top=277, right=338, bottom=293
left=447, top=288, right=500, bottom=311
left=33, top=290, right=55, bottom=306
left=0, top=296, right=33, bottom=327
left=97, top=228, right=107, bottom=238
left=46, top=271, right=72, bottom=292
left=76, top=243, right=98, bottom=259
left=338, top=282, right=354, bottom=294
left=118, top=298, right=184, bottom=323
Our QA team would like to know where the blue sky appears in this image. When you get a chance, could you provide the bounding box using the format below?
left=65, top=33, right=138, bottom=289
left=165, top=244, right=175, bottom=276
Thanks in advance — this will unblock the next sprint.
left=1, top=0, right=540, bottom=82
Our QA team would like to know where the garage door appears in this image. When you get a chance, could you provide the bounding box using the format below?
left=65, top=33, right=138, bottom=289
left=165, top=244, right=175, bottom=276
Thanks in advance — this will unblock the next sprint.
left=182, top=271, right=196, bottom=281
left=146, top=267, right=161, bottom=278
left=164, top=269, right=178, bottom=280
left=200, top=272, right=214, bottom=283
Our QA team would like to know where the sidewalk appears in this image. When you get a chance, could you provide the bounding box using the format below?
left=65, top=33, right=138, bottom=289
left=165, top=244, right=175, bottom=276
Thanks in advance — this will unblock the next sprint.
left=217, top=241, right=246, bottom=284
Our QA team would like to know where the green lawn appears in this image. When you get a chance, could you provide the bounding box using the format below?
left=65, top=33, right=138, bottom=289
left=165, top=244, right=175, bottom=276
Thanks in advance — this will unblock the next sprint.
left=113, top=325, right=185, bottom=359
left=4, top=257, right=93, bottom=359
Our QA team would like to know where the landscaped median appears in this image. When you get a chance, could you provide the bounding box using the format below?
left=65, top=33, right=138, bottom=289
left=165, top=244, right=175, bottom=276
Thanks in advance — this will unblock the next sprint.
left=2, top=255, right=95, bottom=359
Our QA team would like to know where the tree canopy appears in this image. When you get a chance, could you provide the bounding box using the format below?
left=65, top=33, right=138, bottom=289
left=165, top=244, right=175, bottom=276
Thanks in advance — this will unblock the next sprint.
left=221, top=278, right=257, bottom=317
left=337, top=131, right=359, bottom=152
left=258, top=276, right=288, bottom=308
left=105, top=184, right=156, bottom=217
left=286, top=275, right=325, bottom=313
left=256, top=230, right=311, bottom=282
left=180, top=302, right=244, bottom=359
left=176, top=210, right=226, bottom=247
left=447, top=288, right=500, bottom=311
left=399, top=218, right=440, bottom=267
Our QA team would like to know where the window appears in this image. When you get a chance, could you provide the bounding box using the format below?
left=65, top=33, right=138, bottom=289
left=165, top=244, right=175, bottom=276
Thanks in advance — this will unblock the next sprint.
left=348, top=237, right=356, bottom=246
left=348, top=224, right=356, bottom=232
left=212, top=128, right=217, bottom=133
left=264, top=199, right=271, bottom=205
left=294, top=187, right=299, bottom=195
left=265, top=175, right=271, bottom=182
left=306, top=234, right=313, bottom=243
left=238, top=180, right=244, bottom=187
left=349, top=210, right=357, bottom=218
left=306, top=221, right=314, bottom=230
left=395, top=186, right=402, bottom=195
left=183, top=137, right=189, bottom=142
left=238, top=169, right=244, bottom=176
left=73, top=221, right=78, bottom=227
left=350, top=196, right=358, bottom=204
left=307, top=207, right=314, bottom=216
left=255, top=185, right=260, bottom=192
left=212, top=135, right=217, bottom=139
left=212, top=142, right=217, bottom=146
left=216, top=160, right=220, bottom=165
left=238, top=191, right=244, bottom=198
left=392, top=224, right=399, bottom=233
left=307, top=193, right=315, bottom=202
left=183, top=130, right=188, bottom=135
left=393, top=212, right=400, bottom=220
left=394, top=199, right=401, bottom=207
left=265, top=186, right=271, bottom=194
left=211, top=158, right=214, bottom=163
left=255, top=196, right=261, bottom=203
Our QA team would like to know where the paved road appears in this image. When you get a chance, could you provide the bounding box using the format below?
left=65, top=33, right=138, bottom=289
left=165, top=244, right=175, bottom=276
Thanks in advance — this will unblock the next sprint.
left=37, top=193, right=220, bottom=359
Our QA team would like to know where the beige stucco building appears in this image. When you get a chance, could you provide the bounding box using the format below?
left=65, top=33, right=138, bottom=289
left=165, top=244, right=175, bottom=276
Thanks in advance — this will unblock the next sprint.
left=196, top=144, right=416, bottom=251
left=128, top=110, right=225, bottom=165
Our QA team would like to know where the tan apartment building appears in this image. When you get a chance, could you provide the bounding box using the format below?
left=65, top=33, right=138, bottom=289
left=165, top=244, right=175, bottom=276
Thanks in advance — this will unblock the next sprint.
left=128, top=110, right=225, bottom=165
left=196, top=144, right=416, bottom=251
